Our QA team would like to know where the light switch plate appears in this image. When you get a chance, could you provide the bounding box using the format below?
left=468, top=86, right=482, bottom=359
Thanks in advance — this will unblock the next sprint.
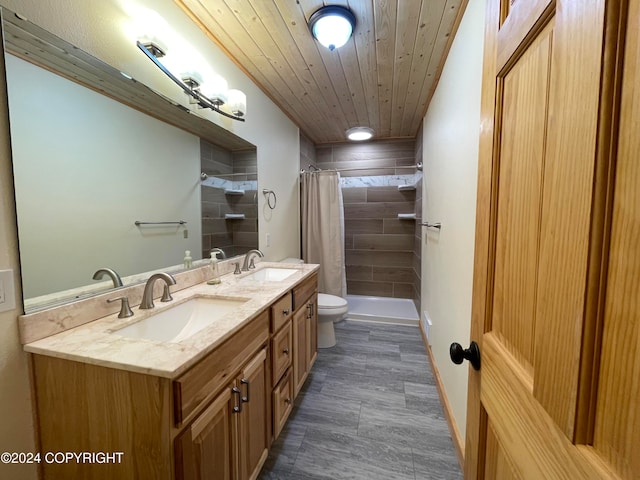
left=0, top=269, right=16, bottom=313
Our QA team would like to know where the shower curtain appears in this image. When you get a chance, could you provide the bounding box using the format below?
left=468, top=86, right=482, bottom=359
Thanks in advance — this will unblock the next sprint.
left=301, top=170, right=347, bottom=297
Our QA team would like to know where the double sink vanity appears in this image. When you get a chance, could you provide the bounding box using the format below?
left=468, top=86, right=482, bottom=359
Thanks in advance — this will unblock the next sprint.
left=20, top=259, right=319, bottom=480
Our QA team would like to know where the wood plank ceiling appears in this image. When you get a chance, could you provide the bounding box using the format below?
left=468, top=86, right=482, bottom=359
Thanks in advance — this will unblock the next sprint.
left=175, top=0, right=467, bottom=145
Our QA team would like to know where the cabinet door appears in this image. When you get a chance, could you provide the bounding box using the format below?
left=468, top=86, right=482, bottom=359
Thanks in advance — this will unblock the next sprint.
left=307, top=294, right=318, bottom=368
left=237, top=349, right=270, bottom=480
left=272, top=368, right=294, bottom=439
left=292, top=306, right=308, bottom=397
left=175, top=387, right=238, bottom=480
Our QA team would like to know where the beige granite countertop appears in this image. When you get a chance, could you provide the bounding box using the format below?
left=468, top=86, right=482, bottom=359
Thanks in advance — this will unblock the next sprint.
left=23, top=262, right=319, bottom=379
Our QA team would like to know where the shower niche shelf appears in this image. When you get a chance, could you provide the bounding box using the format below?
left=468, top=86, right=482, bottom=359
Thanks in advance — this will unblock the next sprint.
left=224, top=189, right=245, bottom=195
left=224, top=213, right=246, bottom=220
left=397, top=213, right=417, bottom=220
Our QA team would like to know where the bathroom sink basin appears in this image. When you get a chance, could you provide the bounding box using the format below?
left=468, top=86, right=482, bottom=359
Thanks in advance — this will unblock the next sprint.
left=240, top=267, right=299, bottom=282
left=114, top=297, right=248, bottom=343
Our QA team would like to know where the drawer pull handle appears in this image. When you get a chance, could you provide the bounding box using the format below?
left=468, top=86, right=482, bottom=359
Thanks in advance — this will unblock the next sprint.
left=240, top=378, right=250, bottom=403
left=283, top=348, right=290, bottom=355
left=232, top=386, right=242, bottom=413
left=282, top=309, right=290, bottom=315
left=284, top=398, right=292, bottom=405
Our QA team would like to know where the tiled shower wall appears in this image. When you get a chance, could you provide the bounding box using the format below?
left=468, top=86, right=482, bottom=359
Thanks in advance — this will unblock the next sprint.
left=315, top=139, right=420, bottom=301
left=200, top=139, right=258, bottom=260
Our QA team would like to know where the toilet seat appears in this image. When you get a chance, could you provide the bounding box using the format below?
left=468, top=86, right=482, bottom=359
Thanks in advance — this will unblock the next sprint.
left=318, top=293, right=348, bottom=311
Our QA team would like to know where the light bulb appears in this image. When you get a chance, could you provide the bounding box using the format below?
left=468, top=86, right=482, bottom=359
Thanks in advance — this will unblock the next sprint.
left=201, top=74, right=228, bottom=105
left=227, top=90, right=246, bottom=117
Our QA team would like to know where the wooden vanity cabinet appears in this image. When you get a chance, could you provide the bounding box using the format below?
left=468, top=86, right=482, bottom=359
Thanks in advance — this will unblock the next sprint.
left=291, top=274, right=318, bottom=397
left=175, top=385, right=235, bottom=480
left=269, top=292, right=294, bottom=441
left=175, top=348, right=270, bottom=480
left=268, top=272, right=318, bottom=440
left=30, top=272, right=318, bottom=480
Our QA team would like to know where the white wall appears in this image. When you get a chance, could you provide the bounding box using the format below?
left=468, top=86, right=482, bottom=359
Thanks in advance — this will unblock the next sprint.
left=7, top=55, right=201, bottom=298
left=421, top=0, right=486, bottom=442
left=0, top=1, right=300, bottom=478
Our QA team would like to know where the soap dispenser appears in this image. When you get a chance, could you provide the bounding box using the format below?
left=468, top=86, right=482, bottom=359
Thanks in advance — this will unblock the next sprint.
left=207, top=251, right=221, bottom=285
left=184, top=250, right=193, bottom=268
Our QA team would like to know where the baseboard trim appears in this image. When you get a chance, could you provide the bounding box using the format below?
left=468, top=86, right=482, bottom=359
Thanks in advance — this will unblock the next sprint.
left=419, top=321, right=465, bottom=471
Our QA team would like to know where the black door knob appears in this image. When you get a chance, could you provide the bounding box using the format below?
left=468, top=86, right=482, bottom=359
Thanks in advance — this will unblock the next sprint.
left=449, top=341, right=481, bottom=370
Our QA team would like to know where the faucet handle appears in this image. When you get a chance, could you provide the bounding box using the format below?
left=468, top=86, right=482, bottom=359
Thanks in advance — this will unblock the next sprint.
left=107, top=296, right=134, bottom=318
left=161, top=284, right=173, bottom=302
left=249, top=258, right=257, bottom=269
left=234, top=262, right=242, bottom=274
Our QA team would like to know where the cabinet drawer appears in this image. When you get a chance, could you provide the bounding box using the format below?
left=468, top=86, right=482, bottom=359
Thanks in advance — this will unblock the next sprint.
left=292, top=273, right=318, bottom=311
left=173, top=310, right=269, bottom=427
left=272, top=368, right=293, bottom=440
left=271, top=321, right=292, bottom=385
left=271, top=292, right=292, bottom=333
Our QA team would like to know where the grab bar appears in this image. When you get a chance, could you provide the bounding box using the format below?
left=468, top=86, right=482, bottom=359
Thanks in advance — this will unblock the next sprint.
left=134, top=221, right=187, bottom=226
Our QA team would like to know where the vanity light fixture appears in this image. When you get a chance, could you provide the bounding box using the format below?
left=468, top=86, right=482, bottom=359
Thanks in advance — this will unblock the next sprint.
left=308, top=5, right=356, bottom=51
left=137, top=40, right=246, bottom=122
left=346, top=126, right=374, bottom=141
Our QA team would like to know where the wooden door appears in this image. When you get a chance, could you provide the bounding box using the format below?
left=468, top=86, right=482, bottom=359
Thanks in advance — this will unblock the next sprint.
left=237, top=349, right=270, bottom=480
left=466, top=0, right=637, bottom=478
left=175, top=387, right=237, bottom=480
left=292, top=306, right=308, bottom=397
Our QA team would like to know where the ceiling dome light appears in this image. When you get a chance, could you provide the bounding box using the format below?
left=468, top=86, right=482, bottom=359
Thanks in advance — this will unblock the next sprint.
left=308, top=6, right=356, bottom=51
left=346, top=127, right=374, bottom=141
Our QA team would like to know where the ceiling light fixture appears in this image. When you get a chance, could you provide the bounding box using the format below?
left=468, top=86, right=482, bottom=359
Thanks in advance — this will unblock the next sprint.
left=346, top=126, right=374, bottom=141
left=308, top=6, right=356, bottom=51
left=137, top=40, right=246, bottom=122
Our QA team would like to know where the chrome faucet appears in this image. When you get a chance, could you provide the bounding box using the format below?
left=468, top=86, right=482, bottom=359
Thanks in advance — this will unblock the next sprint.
left=139, top=272, right=176, bottom=309
left=92, top=268, right=123, bottom=288
left=210, top=248, right=226, bottom=259
left=241, top=249, right=264, bottom=271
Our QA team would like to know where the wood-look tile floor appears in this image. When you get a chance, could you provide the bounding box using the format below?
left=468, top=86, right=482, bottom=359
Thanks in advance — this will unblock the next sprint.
left=259, top=320, right=463, bottom=480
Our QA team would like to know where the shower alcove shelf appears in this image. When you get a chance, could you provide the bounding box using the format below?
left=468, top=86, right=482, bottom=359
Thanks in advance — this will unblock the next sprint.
left=397, top=213, right=417, bottom=220
left=224, top=213, right=246, bottom=220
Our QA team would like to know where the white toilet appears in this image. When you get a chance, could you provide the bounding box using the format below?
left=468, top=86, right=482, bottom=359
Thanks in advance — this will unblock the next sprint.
left=279, top=258, right=348, bottom=348
left=317, top=293, right=348, bottom=348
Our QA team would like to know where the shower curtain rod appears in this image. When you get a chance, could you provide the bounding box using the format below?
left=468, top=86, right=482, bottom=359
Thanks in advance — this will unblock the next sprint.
left=302, top=164, right=420, bottom=173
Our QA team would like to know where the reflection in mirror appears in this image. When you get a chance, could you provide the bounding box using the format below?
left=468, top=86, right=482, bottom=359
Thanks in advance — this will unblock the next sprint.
left=2, top=9, right=258, bottom=312
left=200, top=141, right=258, bottom=261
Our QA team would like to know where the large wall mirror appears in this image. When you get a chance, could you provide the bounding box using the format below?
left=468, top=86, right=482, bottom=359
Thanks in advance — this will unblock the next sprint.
left=2, top=9, right=258, bottom=312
